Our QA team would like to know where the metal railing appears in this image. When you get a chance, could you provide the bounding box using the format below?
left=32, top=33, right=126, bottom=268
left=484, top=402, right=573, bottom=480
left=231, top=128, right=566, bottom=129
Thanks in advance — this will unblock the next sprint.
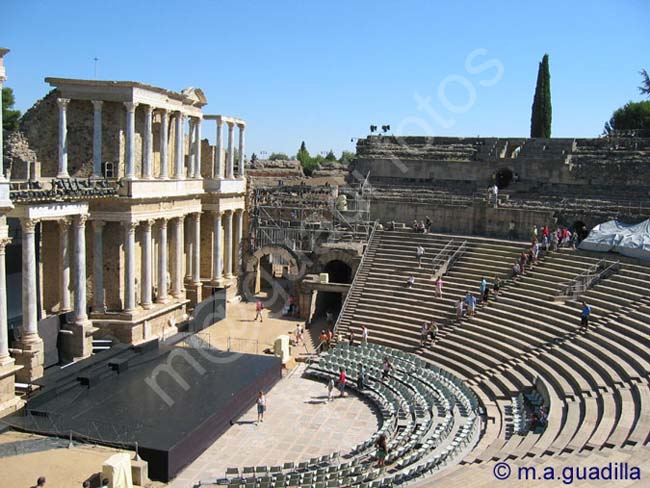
left=332, top=221, right=380, bottom=337
left=432, top=240, right=468, bottom=280
left=227, top=337, right=259, bottom=354
left=556, top=259, right=620, bottom=299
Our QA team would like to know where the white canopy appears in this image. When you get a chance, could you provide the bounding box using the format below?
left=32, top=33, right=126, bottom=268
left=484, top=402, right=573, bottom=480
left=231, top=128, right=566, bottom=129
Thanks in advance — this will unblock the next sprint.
left=579, top=219, right=650, bottom=260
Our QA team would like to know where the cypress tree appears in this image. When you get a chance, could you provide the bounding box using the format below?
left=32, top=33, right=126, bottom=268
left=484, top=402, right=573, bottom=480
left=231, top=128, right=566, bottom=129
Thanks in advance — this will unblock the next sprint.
left=530, top=54, right=552, bottom=138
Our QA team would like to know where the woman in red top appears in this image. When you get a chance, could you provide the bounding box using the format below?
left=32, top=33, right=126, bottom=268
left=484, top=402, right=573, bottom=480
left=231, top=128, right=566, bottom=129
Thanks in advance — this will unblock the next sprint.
left=338, top=367, right=347, bottom=397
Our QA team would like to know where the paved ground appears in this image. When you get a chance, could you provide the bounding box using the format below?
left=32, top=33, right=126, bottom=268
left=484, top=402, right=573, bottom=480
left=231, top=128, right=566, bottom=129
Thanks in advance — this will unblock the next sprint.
left=170, top=366, right=380, bottom=487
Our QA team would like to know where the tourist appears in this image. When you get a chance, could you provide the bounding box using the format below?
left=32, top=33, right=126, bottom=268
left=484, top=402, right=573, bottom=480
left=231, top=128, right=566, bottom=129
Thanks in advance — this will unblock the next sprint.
left=581, top=301, right=592, bottom=328
left=256, top=390, right=266, bottom=424
left=512, top=261, right=521, bottom=279
left=479, top=277, right=488, bottom=297
left=31, top=477, right=46, bottom=488
left=375, top=434, right=388, bottom=468
left=338, top=367, right=347, bottom=397
left=254, top=300, right=264, bottom=322
left=481, top=283, right=490, bottom=305
left=531, top=225, right=538, bottom=241
left=416, top=245, right=425, bottom=268
left=381, top=357, right=394, bottom=380
left=288, top=295, right=296, bottom=315
left=456, top=298, right=465, bottom=320
left=357, top=363, right=366, bottom=390
left=492, top=183, right=499, bottom=206
left=551, top=231, right=559, bottom=251
left=319, top=330, right=329, bottom=353
left=435, top=276, right=444, bottom=298
left=508, top=220, right=516, bottom=240
left=295, top=323, right=303, bottom=345
left=465, top=291, right=476, bottom=317
left=532, top=241, right=540, bottom=263
left=571, top=230, right=579, bottom=249
left=362, top=325, right=369, bottom=345
left=412, top=219, right=419, bottom=232
left=406, top=275, right=415, bottom=288
left=327, top=328, right=333, bottom=348
left=327, top=378, right=335, bottom=401
left=493, top=275, right=502, bottom=299
left=326, top=310, right=334, bottom=325
left=348, top=330, right=356, bottom=346
left=429, top=321, right=439, bottom=344
left=542, top=233, right=549, bottom=251
left=425, top=216, right=432, bottom=233
left=420, top=322, right=428, bottom=347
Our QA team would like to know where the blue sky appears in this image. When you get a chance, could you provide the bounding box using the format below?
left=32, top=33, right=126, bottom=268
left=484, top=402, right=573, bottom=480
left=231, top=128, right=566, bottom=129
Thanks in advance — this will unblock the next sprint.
left=3, top=0, right=649, bottom=157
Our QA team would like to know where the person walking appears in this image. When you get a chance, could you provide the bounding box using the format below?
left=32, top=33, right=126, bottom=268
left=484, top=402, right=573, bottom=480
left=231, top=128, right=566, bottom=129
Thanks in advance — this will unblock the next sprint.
left=357, top=363, right=366, bottom=390
left=375, top=434, right=388, bottom=468
left=429, top=321, right=439, bottom=345
left=465, top=291, right=476, bottom=317
left=361, top=325, right=369, bottom=345
left=493, top=275, right=502, bottom=300
left=338, top=367, right=347, bottom=398
left=327, top=378, right=335, bottom=401
left=420, top=322, right=428, bottom=347
left=256, top=390, right=266, bottom=424
left=254, top=300, right=264, bottom=322
left=416, top=245, right=425, bottom=268
left=381, top=357, right=394, bottom=381
left=581, top=301, right=592, bottom=329
left=435, top=276, right=444, bottom=298
left=456, top=297, right=465, bottom=320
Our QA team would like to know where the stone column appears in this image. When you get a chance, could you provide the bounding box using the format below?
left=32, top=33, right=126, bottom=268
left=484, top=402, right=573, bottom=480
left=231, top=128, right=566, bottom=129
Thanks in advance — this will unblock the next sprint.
left=174, top=112, right=184, bottom=179
left=124, top=102, right=138, bottom=179
left=188, top=119, right=196, bottom=178
left=235, top=209, right=244, bottom=275
left=171, top=217, right=183, bottom=298
left=0, top=237, right=11, bottom=361
left=159, top=109, right=169, bottom=179
left=238, top=124, right=245, bottom=177
left=59, top=219, right=71, bottom=312
left=192, top=213, right=201, bottom=285
left=226, top=122, right=235, bottom=179
left=194, top=118, right=202, bottom=179
left=124, top=221, right=137, bottom=312
left=224, top=210, right=233, bottom=279
left=142, top=105, right=153, bottom=179
left=141, top=220, right=153, bottom=309
left=17, top=219, right=44, bottom=382
left=157, top=219, right=169, bottom=303
left=73, top=215, right=88, bottom=324
left=92, top=100, right=103, bottom=178
left=92, top=220, right=105, bottom=313
left=185, top=218, right=193, bottom=283
left=57, top=98, right=70, bottom=178
left=212, top=211, right=223, bottom=284
left=215, top=119, right=223, bottom=179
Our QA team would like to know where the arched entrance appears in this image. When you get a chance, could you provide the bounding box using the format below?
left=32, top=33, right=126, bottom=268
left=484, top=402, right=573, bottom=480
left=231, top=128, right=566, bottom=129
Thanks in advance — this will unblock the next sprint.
left=242, top=245, right=303, bottom=302
left=495, top=168, right=514, bottom=189
left=315, top=260, right=353, bottom=323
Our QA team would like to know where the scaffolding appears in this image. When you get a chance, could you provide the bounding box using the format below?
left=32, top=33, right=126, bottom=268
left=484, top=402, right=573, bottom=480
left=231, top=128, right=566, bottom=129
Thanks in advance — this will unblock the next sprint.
left=250, top=178, right=373, bottom=253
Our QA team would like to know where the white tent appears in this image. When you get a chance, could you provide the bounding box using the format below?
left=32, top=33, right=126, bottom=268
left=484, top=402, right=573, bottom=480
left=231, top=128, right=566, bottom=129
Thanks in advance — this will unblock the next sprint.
left=579, top=219, right=650, bottom=260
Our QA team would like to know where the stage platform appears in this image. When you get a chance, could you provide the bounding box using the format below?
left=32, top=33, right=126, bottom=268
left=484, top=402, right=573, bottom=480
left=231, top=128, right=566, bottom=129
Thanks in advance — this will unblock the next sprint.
left=4, top=335, right=283, bottom=481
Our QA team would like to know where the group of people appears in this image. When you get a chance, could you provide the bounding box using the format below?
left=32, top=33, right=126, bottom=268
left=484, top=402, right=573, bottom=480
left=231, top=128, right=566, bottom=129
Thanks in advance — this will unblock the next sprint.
left=412, top=216, right=433, bottom=233
left=420, top=321, right=439, bottom=347
left=532, top=224, right=582, bottom=251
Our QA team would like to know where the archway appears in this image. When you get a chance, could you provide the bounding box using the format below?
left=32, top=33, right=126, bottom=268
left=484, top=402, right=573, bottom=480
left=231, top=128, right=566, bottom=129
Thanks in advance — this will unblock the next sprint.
left=323, top=260, right=352, bottom=284
left=242, top=245, right=303, bottom=302
left=495, top=168, right=514, bottom=189
left=572, top=220, right=588, bottom=241
left=315, top=260, right=353, bottom=324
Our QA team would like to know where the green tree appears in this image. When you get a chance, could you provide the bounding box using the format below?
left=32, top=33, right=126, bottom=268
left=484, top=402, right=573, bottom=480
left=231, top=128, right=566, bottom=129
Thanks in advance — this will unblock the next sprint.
left=296, top=141, right=311, bottom=167
left=339, top=151, right=356, bottom=165
left=2, top=87, right=21, bottom=131
left=530, top=54, right=552, bottom=138
left=250, top=152, right=258, bottom=163
left=324, top=150, right=337, bottom=161
left=639, top=69, right=650, bottom=97
left=604, top=101, right=650, bottom=134
left=268, top=152, right=290, bottom=160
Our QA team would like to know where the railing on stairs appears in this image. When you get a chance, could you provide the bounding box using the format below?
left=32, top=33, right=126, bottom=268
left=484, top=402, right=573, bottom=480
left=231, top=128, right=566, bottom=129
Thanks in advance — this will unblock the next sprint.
left=556, top=259, right=620, bottom=300
left=332, top=221, right=380, bottom=338
left=432, top=240, right=468, bottom=280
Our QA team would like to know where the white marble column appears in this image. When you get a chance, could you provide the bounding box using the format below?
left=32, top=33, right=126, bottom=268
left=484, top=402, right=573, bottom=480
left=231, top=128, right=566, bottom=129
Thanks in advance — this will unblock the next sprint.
left=92, top=220, right=105, bottom=313
left=0, top=78, right=4, bottom=178
left=159, top=109, right=169, bottom=179
left=141, top=220, right=153, bottom=309
left=124, top=221, right=137, bottom=312
left=171, top=217, right=183, bottom=298
left=59, top=219, right=71, bottom=312
left=174, top=112, right=184, bottom=179
left=92, top=100, right=103, bottom=178
left=157, top=219, right=169, bottom=303
left=238, top=124, right=245, bottom=177
left=185, top=218, right=193, bottom=282
left=215, top=119, right=224, bottom=179
left=142, top=105, right=153, bottom=179
left=21, top=219, right=39, bottom=339
left=224, top=210, right=233, bottom=278
left=235, top=209, right=244, bottom=275
left=212, top=211, right=223, bottom=283
left=0, top=237, right=11, bottom=360
left=188, top=119, right=196, bottom=179
left=194, top=118, right=202, bottom=179
left=124, top=102, right=138, bottom=179
left=192, top=213, right=201, bottom=285
left=57, top=98, right=70, bottom=178
left=226, top=122, right=235, bottom=179
left=73, top=215, right=88, bottom=324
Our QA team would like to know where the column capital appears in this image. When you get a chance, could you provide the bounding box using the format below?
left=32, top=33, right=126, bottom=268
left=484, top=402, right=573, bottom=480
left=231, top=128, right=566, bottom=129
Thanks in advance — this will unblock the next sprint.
left=0, top=237, right=11, bottom=253
left=91, top=100, right=104, bottom=110
left=124, top=101, right=138, bottom=112
left=224, top=209, right=233, bottom=216
left=122, top=221, right=139, bottom=233
left=212, top=210, right=223, bottom=218
left=237, top=122, right=246, bottom=130
left=143, top=104, right=153, bottom=115
left=57, top=98, right=71, bottom=109
left=141, top=218, right=155, bottom=229
left=227, top=121, right=235, bottom=129
left=92, top=220, right=106, bottom=231
left=73, top=214, right=88, bottom=228
left=21, top=219, right=38, bottom=234
left=159, top=218, right=168, bottom=229
left=158, top=107, right=168, bottom=116
left=58, top=218, right=72, bottom=230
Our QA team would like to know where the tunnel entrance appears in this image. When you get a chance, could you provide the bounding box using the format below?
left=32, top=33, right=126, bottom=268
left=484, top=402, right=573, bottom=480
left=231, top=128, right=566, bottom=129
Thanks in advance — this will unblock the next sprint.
left=495, top=168, right=514, bottom=189
left=314, top=260, right=353, bottom=324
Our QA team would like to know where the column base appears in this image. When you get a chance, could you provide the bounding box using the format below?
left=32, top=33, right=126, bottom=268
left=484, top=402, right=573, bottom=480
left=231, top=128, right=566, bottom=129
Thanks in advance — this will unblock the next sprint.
left=61, top=320, right=97, bottom=363
left=56, top=172, right=70, bottom=179
left=156, top=297, right=170, bottom=305
left=0, top=356, right=24, bottom=418
left=142, top=302, right=154, bottom=310
left=14, top=336, right=45, bottom=383
left=186, top=282, right=203, bottom=307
